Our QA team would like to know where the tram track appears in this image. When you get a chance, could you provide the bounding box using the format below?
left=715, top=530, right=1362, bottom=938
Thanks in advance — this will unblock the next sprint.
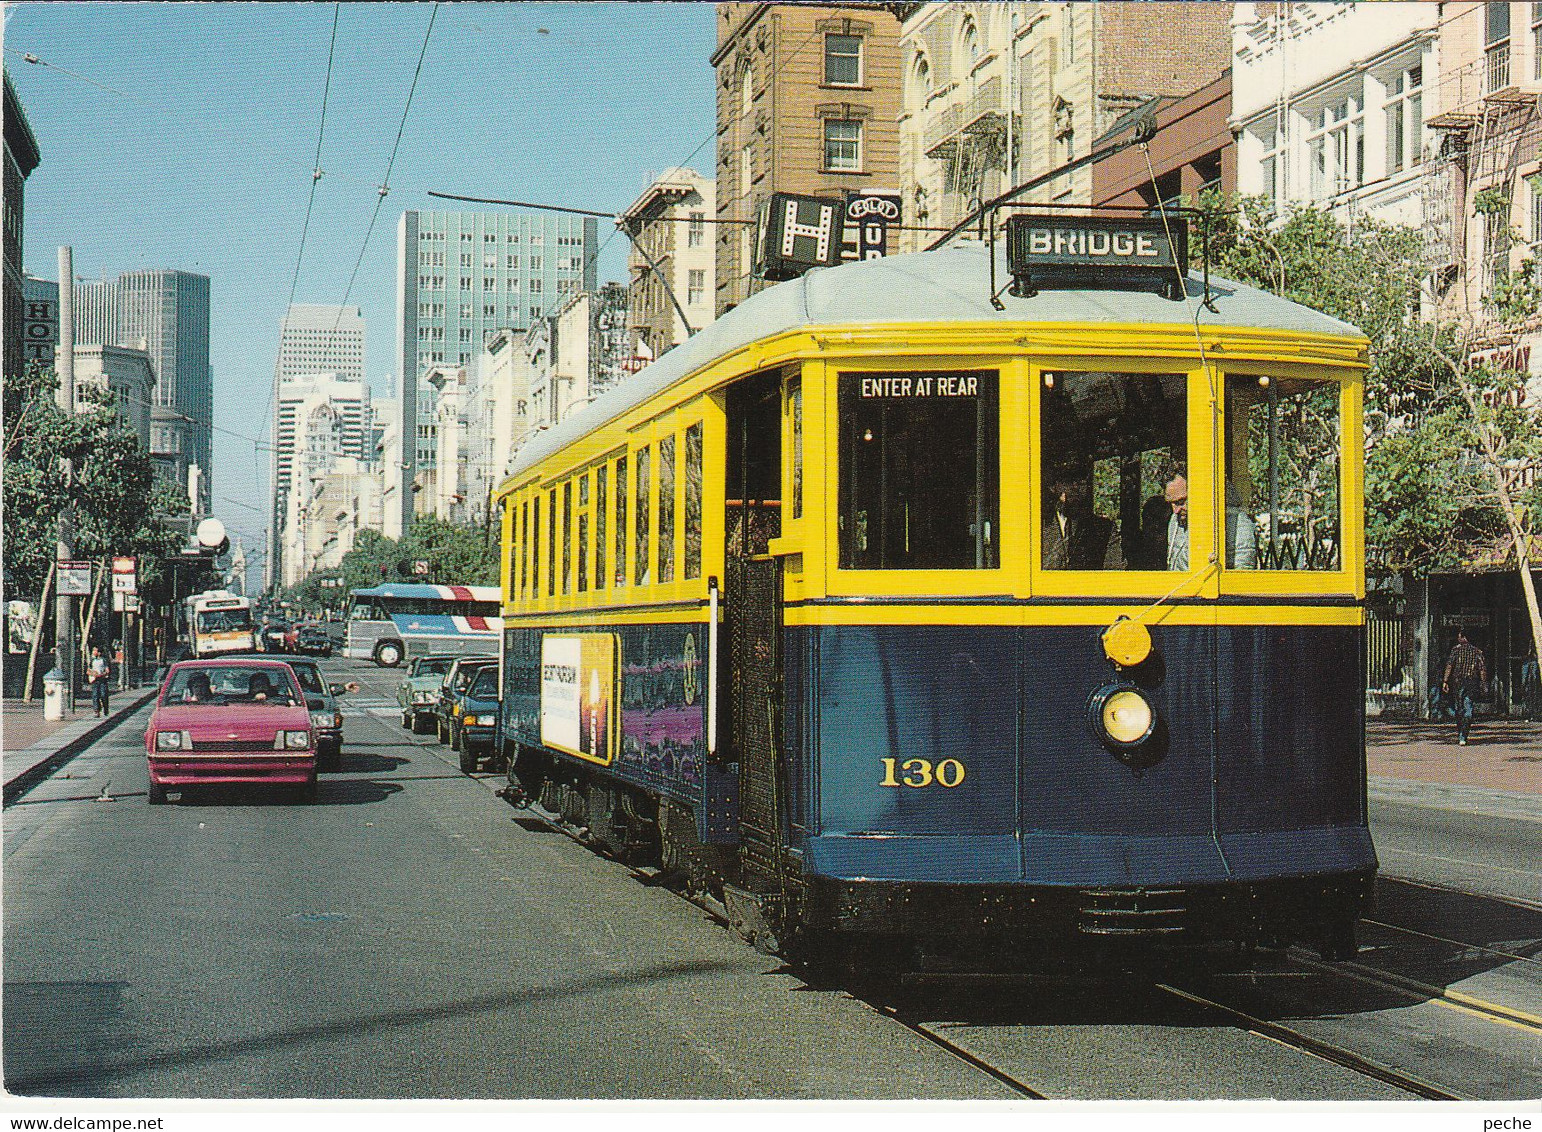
left=1151, top=981, right=1469, bottom=1100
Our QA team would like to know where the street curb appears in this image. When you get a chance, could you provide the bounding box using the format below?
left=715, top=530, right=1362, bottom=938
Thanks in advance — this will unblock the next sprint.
left=3, top=686, right=159, bottom=806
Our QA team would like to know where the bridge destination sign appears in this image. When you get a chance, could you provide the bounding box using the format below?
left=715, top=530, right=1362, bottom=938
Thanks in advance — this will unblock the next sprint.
left=1005, top=214, right=1189, bottom=301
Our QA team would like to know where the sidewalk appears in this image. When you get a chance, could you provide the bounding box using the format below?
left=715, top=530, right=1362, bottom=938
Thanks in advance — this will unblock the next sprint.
left=2, top=684, right=158, bottom=803
left=1366, top=717, right=1542, bottom=795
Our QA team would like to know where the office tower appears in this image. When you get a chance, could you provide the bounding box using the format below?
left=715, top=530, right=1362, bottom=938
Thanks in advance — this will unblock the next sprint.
left=71, top=269, right=212, bottom=510
left=276, top=304, right=364, bottom=384
left=395, top=208, right=598, bottom=531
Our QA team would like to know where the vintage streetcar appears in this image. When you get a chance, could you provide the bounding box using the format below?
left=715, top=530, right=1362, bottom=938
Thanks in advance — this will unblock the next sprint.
left=492, top=214, right=1375, bottom=971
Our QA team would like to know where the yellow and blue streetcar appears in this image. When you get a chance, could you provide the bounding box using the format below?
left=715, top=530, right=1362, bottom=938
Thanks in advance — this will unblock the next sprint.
left=493, top=216, right=1374, bottom=969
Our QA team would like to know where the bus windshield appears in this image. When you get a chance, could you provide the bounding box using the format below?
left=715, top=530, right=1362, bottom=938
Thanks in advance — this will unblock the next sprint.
left=197, top=608, right=253, bottom=633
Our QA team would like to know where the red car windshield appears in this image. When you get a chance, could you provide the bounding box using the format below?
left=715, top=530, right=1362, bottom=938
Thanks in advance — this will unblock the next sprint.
left=165, top=666, right=300, bottom=707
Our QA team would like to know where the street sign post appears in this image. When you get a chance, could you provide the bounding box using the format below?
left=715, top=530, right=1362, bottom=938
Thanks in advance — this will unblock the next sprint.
left=56, top=561, right=93, bottom=597
left=111, top=556, right=137, bottom=594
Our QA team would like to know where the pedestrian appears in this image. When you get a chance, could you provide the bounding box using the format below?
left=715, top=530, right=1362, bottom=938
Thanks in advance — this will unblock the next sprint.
left=1440, top=628, right=1488, bottom=746
left=87, top=645, right=111, bottom=717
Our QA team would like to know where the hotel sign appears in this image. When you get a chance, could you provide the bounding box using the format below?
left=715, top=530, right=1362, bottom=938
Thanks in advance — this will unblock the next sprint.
left=1006, top=215, right=1188, bottom=300
left=757, top=193, right=846, bottom=281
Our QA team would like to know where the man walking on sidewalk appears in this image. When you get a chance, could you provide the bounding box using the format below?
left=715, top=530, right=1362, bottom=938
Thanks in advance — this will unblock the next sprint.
left=87, top=646, right=111, bottom=718
left=1441, top=629, right=1488, bottom=746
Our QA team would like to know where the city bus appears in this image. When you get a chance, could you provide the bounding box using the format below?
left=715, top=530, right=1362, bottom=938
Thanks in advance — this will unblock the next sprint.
left=343, top=583, right=501, bottom=667
left=185, top=591, right=256, bottom=658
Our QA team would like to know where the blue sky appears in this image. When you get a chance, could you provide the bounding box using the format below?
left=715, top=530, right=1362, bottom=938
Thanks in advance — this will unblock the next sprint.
left=7, top=1, right=718, bottom=572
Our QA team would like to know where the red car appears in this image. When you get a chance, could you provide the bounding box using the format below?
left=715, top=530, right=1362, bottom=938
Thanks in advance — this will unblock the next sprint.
left=144, top=658, right=317, bottom=804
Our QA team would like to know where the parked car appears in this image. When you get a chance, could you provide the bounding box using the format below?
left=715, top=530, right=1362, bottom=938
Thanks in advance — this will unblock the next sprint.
left=397, top=654, right=457, bottom=734
left=280, top=657, right=356, bottom=771
left=433, top=656, right=497, bottom=745
left=449, top=663, right=501, bottom=774
left=144, top=658, right=316, bottom=804
left=294, top=624, right=333, bottom=657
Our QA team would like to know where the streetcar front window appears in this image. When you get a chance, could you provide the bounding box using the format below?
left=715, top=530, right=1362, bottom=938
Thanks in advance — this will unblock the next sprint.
left=1039, top=371, right=1187, bottom=571
left=838, top=370, right=999, bottom=570
left=1224, top=375, right=1342, bottom=571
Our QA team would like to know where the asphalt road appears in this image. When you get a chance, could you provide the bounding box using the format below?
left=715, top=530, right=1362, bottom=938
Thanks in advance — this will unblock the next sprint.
left=4, top=656, right=1537, bottom=1101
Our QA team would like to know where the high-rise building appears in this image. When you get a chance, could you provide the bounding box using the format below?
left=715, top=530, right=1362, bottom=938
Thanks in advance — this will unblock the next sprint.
left=275, top=304, right=364, bottom=384
left=712, top=4, right=904, bottom=314
left=71, top=269, right=212, bottom=510
left=267, top=371, right=372, bottom=588
left=395, top=208, right=598, bottom=533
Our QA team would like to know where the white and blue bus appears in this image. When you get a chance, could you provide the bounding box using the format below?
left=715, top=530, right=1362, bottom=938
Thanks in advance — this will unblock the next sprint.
left=343, top=583, right=501, bottom=667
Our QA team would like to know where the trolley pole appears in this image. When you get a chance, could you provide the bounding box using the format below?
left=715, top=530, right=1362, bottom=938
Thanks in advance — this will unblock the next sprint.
left=55, top=245, right=77, bottom=713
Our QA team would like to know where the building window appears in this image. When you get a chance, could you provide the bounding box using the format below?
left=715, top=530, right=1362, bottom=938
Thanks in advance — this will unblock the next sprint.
left=1487, top=2, right=1512, bottom=91
left=461, top=233, right=474, bottom=243
left=485, top=233, right=497, bottom=244
left=1307, top=90, right=1365, bottom=198
left=1060, top=9, right=1074, bottom=66
left=461, top=253, right=473, bottom=267
left=484, top=278, right=496, bottom=291
left=484, top=254, right=497, bottom=269
left=687, top=269, right=705, bottom=306
left=1533, top=2, right=1542, bottom=80
left=740, top=144, right=753, bottom=198
left=824, top=33, right=862, bottom=86
left=484, top=305, right=496, bottom=317
left=529, top=278, right=543, bottom=294
left=823, top=118, right=862, bottom=172
left=529, top=256, right=542, bottom=272
left=461, top=277, right=472, bottom=291
left=1258, top=124, right=1285, bottom=207
left=688, top=211, right=705, bottom=248
left=1385, top=64, right=1423, bottom=175
left=507, top=255, right=520, bottom=269
left=1055, top=100, right=1075, bottom=165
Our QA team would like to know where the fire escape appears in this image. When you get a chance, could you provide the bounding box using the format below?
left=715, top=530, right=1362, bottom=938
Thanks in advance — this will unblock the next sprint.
left=924, top=75, right=1014, bottom=228
left=1425, top=28, right=1542, bottom=331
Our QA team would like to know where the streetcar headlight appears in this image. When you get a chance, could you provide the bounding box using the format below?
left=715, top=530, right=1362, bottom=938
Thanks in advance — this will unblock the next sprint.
left=154, top=730, right=184, bottom=751
left=1088, top=684, right=1157, bottom=751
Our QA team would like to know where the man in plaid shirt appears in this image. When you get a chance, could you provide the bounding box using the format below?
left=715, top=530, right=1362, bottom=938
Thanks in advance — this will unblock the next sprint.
left=1441, top=629, right=1488, bottom=746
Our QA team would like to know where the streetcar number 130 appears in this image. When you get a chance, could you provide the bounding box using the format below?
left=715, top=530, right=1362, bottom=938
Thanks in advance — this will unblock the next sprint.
left=880, top=758, right=967, bottom=788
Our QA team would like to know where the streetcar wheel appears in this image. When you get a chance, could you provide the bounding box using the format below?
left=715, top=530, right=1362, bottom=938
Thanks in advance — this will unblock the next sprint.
left=373, top=641, right=403, bottom=667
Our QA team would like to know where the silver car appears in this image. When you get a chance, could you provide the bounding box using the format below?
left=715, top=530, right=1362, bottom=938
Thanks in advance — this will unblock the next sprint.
left=282, top=658, right=355, bottom=772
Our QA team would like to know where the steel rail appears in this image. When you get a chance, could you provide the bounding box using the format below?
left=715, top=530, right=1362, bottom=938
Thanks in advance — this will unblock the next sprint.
left=1154, top=982, right=1470, bottom=1100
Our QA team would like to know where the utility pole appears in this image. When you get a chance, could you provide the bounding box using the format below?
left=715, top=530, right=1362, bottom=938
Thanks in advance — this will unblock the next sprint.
left=55, top=246, right=76, bottom=712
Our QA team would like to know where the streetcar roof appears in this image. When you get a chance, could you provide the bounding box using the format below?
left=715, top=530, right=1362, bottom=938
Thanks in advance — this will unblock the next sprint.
left=504, top=242, right=1366, bottom=485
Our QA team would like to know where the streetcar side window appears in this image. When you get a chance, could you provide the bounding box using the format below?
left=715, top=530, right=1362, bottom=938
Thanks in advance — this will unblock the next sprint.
left=614, top=455, right=628, bottom=588
left=685, top=422, right=703, bottom=580
left=1040, top=371, right=1188, bottom=571
left=837, top=370, right=1000, bottom=570
left=562, top=481, right=573, bottom=596
left=1224, top=375, right=1341, bottom=571
left=547, top=488, right=558, bottom=597
left=635, top=445, right=652, bottom=586
left=519, top=499, right=529, bottom=600
left=577, top=472, right=589, bottom=595
left=595, top=464, right=608, bottom=590
left=530, top=497, right=541, bottom=603
left=660, top=433, right=677, bottom=584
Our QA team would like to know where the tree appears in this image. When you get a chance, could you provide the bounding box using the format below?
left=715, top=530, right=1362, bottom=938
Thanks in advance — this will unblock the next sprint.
left=278, top=516, right=499, bottom=608
left=1199, top=192, right=1542, bottom=671
left=3, top=365, right=187, bottom=599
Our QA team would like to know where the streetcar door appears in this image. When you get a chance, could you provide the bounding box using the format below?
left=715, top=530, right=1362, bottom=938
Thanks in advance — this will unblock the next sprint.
left=723, top=370, right=787, bottom=889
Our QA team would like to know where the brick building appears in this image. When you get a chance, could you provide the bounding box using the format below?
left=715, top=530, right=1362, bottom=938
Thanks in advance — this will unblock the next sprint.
left=711, top=3, right=903, bottom=314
